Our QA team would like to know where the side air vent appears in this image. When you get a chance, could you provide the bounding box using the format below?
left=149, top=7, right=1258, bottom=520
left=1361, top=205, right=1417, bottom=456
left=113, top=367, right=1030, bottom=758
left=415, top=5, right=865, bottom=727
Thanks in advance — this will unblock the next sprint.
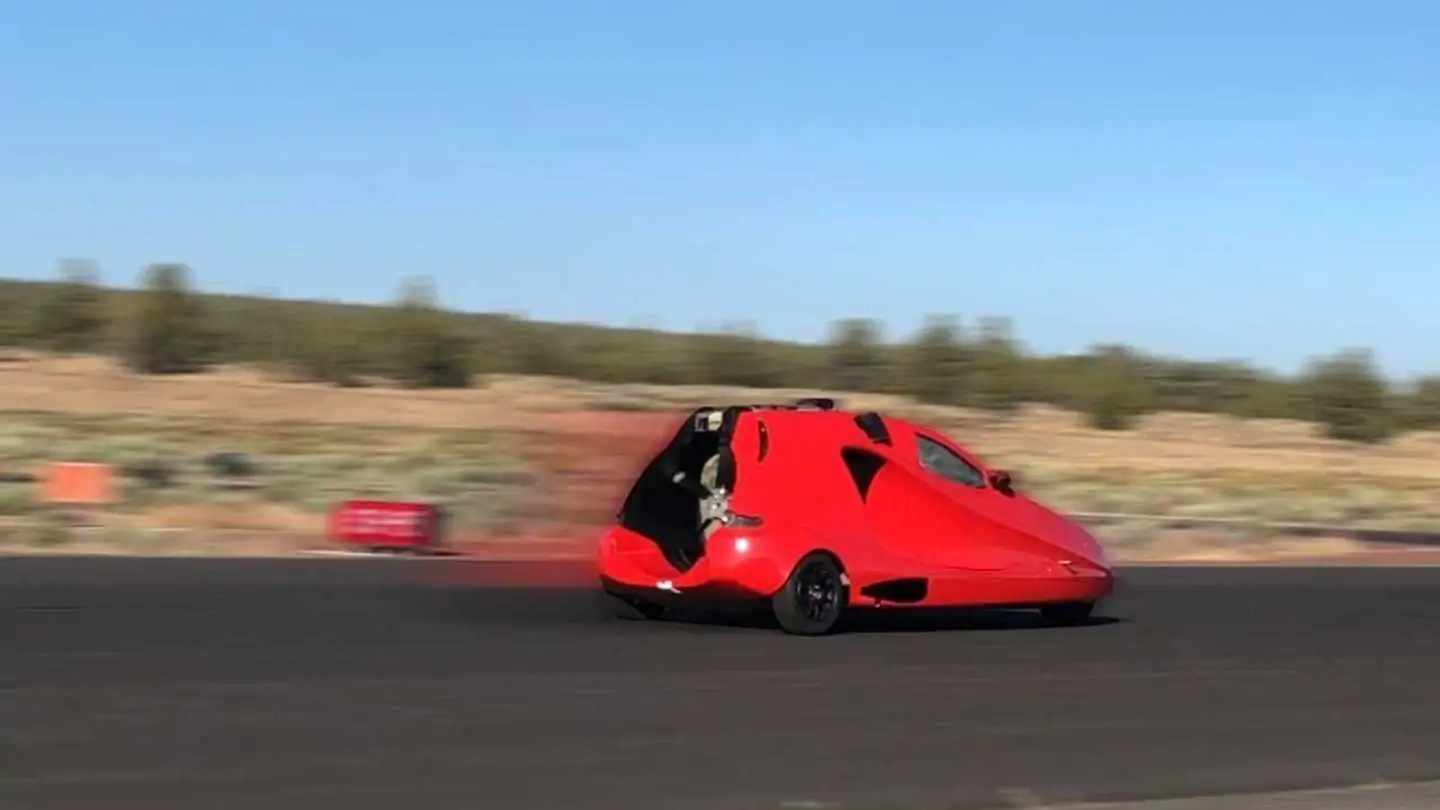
left=853, top=412, right=891, bottom=446
left=840, top=447, right=885, bottom=500
left=861, top=578, right=929, bottom=604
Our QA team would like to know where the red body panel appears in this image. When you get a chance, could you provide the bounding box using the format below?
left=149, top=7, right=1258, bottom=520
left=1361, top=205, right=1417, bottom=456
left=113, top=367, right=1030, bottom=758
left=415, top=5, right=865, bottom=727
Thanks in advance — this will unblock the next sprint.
left=597, top=407, right=1114, bottom=611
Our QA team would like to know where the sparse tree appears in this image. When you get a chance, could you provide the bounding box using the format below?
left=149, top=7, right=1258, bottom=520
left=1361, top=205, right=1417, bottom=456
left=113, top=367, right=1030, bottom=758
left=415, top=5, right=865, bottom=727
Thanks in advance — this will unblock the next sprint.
left=691, top=322, right=784, bottom=389
left=1303, top=348, right=1394, bottom=443
left=825, top=318, right=886, bottom=392
left=1082, top=344, right=1150, bottom=431
left=123, top=263, right=216, bottom=374
left=966, top=317, right=1026, bottom=414
left=33, top=260, right=106, bottom=353
left=903, top=315, right=968, bottom=405
left=388, top=278, right=471, bottom=388
left=0, top=285, right=33, bottom=346
left=1405, top=376, right=1440, bottom=431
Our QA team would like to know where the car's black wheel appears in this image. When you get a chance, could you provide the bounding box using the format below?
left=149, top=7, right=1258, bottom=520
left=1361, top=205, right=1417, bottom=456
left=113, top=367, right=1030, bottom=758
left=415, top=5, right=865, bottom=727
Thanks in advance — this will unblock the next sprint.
left=1039, top=601, right=1094, bottom=625
left=772, top=552, right=847, bottom=636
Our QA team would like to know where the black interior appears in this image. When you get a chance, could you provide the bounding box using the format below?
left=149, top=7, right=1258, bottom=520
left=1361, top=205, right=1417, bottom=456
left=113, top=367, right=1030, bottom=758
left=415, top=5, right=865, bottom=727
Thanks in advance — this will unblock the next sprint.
left=617, top=412, right=728, bottom=572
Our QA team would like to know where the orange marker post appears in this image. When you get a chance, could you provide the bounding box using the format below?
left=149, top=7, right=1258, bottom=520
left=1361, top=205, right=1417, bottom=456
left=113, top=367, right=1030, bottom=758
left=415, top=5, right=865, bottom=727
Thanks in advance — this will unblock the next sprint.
left=40, top=462, right=119, bottom=506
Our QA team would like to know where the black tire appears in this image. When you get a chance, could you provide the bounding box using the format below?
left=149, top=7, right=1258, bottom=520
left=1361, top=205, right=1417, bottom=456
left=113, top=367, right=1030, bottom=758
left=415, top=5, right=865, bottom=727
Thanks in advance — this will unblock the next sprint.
left=1039, top=601, right=1094, bottom=625
left=772, top=552, right=848, bottom=636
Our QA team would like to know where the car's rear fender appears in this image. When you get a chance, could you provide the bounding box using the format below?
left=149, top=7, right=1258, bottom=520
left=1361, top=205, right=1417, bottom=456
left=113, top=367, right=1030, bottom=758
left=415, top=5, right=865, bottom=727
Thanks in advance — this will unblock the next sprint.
left=698, top=523, right=827, bottom=596
left=598, top=526, right=692, bottom=585
left=599, top=523, right=805, bottom=598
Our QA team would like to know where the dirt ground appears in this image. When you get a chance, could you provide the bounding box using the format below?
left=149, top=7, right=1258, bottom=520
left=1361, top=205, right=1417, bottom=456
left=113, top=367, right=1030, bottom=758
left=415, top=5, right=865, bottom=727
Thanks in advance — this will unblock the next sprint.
left=3, top=350, right=1437, bottom=479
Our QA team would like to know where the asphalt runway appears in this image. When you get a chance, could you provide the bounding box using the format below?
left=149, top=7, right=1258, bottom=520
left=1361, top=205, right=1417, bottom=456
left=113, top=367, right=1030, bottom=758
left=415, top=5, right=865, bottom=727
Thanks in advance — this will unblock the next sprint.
left=4, top=557, right=1440, bottom=810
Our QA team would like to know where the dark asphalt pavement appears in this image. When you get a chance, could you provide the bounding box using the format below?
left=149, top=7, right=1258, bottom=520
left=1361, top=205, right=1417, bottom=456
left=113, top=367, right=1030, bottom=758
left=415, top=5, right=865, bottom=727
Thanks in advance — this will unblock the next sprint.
left=3, top=557, right=1440, bottom=810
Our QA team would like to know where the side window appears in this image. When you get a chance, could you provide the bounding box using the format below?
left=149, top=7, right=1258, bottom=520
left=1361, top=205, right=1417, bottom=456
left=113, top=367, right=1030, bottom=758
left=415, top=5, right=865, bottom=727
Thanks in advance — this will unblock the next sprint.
left=916, top=436, right=986, bottom=489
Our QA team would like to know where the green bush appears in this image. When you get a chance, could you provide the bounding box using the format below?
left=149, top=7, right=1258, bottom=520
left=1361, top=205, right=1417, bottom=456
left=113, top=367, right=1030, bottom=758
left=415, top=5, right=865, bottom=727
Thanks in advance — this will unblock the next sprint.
left=1303, top=349, right=1395, bottom=443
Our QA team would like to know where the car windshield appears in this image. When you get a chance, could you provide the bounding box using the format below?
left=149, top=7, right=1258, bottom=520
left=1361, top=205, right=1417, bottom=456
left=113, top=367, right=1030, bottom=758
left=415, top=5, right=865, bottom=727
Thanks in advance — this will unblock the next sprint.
left=916, top=435, right=986, bottom=488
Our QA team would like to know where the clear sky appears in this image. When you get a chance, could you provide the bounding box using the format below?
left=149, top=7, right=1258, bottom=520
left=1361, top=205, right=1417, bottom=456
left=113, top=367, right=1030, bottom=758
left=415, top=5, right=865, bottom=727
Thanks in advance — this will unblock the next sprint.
left=3, top=1, right=1437, bottom=377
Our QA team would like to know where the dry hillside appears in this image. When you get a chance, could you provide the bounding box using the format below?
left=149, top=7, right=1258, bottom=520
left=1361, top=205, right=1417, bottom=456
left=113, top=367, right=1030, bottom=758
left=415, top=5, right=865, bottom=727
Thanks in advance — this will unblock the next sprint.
left=4, top=351, right=1437, bottom=475
left=0, top=351, right=1436, bottom=560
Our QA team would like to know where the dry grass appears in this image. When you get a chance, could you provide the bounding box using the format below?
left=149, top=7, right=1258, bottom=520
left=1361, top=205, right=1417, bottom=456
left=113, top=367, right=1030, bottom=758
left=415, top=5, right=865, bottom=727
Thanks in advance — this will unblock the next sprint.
left=5, top=350, right=1437, bottom=475
left=0, top=350, right=1437, bottom=558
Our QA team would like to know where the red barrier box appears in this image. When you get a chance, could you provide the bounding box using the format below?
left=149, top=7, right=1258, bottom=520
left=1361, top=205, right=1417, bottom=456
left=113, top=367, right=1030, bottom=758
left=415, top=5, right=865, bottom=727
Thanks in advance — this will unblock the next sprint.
left=328, top=500, right=447, bottom=552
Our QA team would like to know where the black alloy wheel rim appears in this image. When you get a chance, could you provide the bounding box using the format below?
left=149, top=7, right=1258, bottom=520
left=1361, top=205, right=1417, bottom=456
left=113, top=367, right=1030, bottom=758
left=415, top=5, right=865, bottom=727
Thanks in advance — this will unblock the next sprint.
left=794, top=560, right=841, bottom=622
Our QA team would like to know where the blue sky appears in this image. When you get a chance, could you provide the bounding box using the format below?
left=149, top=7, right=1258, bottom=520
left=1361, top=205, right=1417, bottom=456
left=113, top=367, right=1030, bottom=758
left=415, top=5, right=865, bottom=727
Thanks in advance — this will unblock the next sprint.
left=3, top=1, right=1438, bottom=377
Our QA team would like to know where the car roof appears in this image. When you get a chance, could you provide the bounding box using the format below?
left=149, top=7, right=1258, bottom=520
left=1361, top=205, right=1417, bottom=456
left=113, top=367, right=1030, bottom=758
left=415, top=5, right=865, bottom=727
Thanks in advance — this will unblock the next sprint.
left=724, top=401, right=978, bottom=458
left=712, top=400, right=905, bottom=445
left=689, top=399, right=931, bottom=442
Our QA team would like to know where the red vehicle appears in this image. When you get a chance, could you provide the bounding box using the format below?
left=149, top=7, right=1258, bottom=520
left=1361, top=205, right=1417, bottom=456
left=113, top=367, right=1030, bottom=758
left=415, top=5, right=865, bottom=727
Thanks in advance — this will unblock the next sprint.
left=597, top=399, right=1115, bottom=635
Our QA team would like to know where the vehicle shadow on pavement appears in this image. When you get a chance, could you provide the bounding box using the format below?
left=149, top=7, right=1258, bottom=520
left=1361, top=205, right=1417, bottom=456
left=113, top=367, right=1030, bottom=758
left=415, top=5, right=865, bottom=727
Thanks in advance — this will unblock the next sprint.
left=838, top=608, right=1124, bottom=634
left=418, top=587, right=1129, bottom=637
left=641, top=605, right=1125, bottom=635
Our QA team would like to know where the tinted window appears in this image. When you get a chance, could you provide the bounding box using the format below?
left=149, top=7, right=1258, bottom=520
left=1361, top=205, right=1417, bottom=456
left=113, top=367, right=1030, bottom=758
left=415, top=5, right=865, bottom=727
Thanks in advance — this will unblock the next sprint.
left=916, top=436, right=985, bottom=488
